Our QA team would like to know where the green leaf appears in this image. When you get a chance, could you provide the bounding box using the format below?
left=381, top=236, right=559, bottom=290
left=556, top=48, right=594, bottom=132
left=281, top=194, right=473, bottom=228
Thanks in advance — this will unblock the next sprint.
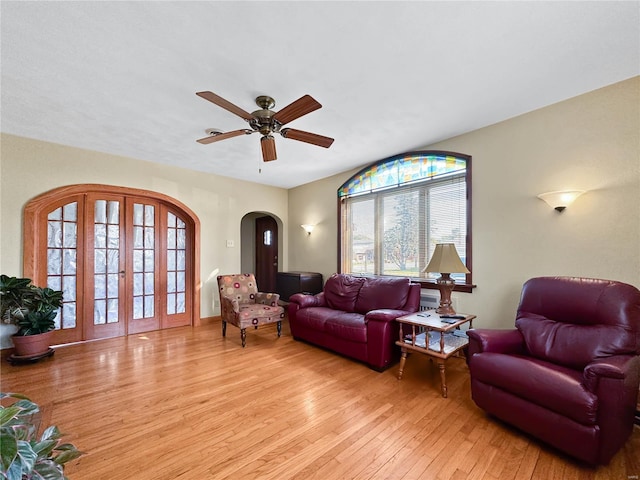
left=0, top=392, right=32, bottom=401
left=0, top=397, right=40, bottom=428
left=0, top=406, right=22, bottom=426
left=33, top=439, right=58, bottom=458
left=53, top=447, right=83, bottom=465
left=33, top=458, right=64, bottom=480
left=16, top=439, right=38, bottom=474
left=40, top=425, right=62, bottom=442
left=0, top=431, right=18, bottom=471
left=5, top=460, right=23, bottom=480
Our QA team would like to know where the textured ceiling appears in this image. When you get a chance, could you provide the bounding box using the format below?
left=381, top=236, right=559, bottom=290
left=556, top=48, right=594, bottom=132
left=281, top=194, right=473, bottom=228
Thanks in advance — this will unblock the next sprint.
left=2, top=1, right=639, bottom=189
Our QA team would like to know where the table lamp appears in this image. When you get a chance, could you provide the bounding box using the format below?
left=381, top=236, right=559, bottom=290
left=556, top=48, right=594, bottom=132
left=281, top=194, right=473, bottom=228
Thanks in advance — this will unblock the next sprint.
left=422, top=243, right=470, bottom=315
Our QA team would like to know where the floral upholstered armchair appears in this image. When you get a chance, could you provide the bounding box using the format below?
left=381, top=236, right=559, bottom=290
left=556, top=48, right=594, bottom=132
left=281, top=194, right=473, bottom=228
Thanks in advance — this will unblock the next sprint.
left=217, top=274, right=285, bottom=347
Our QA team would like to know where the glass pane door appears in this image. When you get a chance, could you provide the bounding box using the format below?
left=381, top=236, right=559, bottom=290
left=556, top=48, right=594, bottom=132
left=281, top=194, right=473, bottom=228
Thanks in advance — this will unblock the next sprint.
left=163, top=208, right=191, bottom=328
left=84, top=195, right=125, bottom=339
left=127, top=199, right=160, bottom=334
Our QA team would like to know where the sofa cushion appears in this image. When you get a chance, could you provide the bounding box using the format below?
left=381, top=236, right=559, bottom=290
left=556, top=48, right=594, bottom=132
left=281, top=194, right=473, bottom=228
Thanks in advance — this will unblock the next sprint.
left=516, top=315, right=632, bottom=370
left=324, top=274, right=365, bottom=312
left=325, top=312, right=367, bottom=343
left=293, top=306, right=336, bottom=332
left=355, top=276, right=411, bottom=314
left=470, top=352, right=598, bottom=425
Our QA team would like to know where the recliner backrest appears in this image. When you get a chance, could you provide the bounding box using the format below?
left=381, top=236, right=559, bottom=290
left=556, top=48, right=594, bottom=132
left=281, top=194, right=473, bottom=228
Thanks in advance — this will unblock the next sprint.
left=515, top=276, right=640, bottom=369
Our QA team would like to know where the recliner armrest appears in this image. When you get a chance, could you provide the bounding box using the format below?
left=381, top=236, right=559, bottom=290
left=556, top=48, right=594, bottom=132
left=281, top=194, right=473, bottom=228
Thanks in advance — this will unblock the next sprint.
left=583, top=354, right=640, bottom=393
left=467, top=328, right=526, bottom=357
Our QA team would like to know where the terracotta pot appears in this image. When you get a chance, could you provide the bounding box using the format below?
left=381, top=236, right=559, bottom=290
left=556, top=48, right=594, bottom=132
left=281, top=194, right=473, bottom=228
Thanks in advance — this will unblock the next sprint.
left=12, top=330, right=53, bottom=357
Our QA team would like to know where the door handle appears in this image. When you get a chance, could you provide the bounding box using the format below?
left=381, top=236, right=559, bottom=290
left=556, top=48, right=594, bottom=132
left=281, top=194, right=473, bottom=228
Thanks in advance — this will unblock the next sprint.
left=119, top=270, right=125, bottom=278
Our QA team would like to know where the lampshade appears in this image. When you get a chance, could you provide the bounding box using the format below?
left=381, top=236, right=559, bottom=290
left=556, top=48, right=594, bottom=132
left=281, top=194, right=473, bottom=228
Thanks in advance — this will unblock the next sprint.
left=422, top=243, right=470, bottom=274
left=537, top=190, right=585, bottom=212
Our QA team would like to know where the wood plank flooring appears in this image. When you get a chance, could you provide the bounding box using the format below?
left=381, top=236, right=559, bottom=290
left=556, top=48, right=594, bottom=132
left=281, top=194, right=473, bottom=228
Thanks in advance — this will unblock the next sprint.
left=1, top=320, right=638, bottom=480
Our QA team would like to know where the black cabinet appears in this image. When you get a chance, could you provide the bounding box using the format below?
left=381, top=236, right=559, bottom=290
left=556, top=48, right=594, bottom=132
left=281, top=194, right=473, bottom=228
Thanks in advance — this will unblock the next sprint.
left=276, top=271, right=323, bottom=301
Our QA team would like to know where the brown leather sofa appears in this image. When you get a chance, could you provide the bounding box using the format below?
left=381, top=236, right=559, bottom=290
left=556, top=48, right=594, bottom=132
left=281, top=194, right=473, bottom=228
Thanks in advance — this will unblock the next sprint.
left=288, top=273, right=421, bottom=371
left=467, top=276, right=640, bottom=465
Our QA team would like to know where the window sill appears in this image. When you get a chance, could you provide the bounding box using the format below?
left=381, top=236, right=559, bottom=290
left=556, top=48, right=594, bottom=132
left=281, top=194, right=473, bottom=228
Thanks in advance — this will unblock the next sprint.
left=416, top=280, right=475, bottom=293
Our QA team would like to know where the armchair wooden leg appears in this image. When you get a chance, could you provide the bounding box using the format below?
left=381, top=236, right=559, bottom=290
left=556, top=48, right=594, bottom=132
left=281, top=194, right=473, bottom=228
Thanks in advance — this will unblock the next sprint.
left=277, top=321, right=282, bottom=337
left=241, top=328, right=247, bottom=348
left=222, top=320, right=227, bottom=337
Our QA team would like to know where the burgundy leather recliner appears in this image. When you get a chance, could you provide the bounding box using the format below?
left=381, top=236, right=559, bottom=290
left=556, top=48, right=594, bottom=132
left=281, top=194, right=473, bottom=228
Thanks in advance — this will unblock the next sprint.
left=288, top=274, right=421, bottom=371
left=467, top=276, right=640, bottom=465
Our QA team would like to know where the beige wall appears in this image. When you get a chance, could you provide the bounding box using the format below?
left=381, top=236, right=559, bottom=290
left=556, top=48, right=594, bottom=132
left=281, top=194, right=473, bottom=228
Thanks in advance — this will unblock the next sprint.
left=0, top=134, right=289, bottom=347
left=288, top=77, right=640, bottom=329
left=2, top=77, right=638, bottom=347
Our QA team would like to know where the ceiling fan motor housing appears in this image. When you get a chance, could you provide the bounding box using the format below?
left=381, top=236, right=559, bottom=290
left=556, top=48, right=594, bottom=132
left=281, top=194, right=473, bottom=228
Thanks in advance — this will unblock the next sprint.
left=251, top=96, right=279, bottom=135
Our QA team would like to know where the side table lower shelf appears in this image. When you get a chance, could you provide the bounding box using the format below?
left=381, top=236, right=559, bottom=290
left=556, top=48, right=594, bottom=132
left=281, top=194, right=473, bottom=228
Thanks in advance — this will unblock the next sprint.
left=395, top=312, right=475, bottom=398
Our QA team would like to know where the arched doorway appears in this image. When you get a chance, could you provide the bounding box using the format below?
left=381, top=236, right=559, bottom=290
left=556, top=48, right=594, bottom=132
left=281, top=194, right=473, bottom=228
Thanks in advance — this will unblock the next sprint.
left=240, top=212, right=282, bottom=292
left=23, top=184, right=201, bottom=345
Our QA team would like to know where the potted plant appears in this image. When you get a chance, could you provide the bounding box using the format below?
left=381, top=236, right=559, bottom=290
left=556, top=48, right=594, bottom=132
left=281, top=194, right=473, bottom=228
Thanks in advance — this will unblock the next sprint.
left=0, top=392, right=84, bottom=479
left=0, top=275, right=63, bottom=358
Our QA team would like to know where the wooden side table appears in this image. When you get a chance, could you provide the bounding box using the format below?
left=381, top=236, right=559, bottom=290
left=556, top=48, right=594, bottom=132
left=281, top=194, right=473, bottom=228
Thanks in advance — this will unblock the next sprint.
left=395, top=311, right=476, bottom=398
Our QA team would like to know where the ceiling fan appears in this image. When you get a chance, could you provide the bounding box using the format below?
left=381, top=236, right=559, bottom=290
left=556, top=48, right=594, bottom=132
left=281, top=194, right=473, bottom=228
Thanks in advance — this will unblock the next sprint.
left=196, top=91, right=334, bottom=162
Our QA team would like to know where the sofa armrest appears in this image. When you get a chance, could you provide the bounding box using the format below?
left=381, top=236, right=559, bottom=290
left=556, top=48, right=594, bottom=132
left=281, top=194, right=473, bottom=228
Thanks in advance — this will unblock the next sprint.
left=365, top=309, right=410, bottom=323
left=365, top=309, right=410, bottom=370
left=289, top=292, right=326, bottom=309
left=467, top=328, right=526, bottom=357
left=255, top=292, right=281, bottom=306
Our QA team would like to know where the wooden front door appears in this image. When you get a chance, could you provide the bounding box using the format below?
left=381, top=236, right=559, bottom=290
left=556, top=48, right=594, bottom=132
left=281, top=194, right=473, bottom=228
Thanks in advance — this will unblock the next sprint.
left=255, top=216, right=278, bottom=292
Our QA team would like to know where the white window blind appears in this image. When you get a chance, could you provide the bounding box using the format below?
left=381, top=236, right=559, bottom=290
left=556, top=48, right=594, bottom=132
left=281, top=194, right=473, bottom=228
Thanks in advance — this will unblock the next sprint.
left=341, top=173, right=467, bottom=282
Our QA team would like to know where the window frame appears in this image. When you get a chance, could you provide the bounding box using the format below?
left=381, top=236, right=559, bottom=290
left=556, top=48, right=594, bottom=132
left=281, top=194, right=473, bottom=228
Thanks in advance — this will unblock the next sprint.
left=337, top=150, right=473, bottom=293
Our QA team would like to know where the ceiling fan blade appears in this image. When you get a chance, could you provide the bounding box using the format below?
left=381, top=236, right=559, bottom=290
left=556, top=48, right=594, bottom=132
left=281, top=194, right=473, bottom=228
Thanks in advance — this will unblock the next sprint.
left=196, top=91, right=254, bottom=121
left=272, top=95, right=322, bottom=126
left=280, top=128, right=334, bottom=148
left=196, top=129, right=249, bottom=144
left=261, top=135, right=277, bottom=162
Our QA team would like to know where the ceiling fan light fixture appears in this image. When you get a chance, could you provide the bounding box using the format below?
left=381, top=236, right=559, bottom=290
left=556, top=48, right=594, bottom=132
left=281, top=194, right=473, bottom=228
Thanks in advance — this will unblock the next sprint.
left=260, top=135, right=277, bottom=162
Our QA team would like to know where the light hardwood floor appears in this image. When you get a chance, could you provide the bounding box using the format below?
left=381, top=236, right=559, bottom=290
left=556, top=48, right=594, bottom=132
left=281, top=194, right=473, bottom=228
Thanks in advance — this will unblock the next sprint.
left=1, top=320, right=638, bottom=480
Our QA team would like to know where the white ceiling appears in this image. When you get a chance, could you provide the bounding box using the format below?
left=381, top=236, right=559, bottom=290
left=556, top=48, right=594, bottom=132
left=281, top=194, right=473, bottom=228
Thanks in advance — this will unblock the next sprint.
left=2, top=1, right=639, bottom=189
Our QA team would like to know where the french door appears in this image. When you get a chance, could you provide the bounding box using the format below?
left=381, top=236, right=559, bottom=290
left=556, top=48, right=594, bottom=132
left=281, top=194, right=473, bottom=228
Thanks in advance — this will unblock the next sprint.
left=24, top=185, right=199, bottom=346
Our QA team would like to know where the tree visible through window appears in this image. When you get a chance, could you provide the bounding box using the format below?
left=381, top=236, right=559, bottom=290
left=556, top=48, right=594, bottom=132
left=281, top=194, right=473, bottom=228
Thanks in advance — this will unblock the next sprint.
left=338, top=151, right=472, bottom=289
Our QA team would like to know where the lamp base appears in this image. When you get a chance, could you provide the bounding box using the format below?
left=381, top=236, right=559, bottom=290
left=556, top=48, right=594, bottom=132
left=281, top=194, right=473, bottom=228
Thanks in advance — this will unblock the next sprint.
left=435, top=274, right=456, bottom=315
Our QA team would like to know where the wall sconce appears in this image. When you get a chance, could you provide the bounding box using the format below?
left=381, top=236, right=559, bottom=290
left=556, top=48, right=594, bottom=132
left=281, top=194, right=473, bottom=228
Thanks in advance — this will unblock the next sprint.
left=300, top=224, right=315, bottom=235
left=537, top=190, right=585, bottom=212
